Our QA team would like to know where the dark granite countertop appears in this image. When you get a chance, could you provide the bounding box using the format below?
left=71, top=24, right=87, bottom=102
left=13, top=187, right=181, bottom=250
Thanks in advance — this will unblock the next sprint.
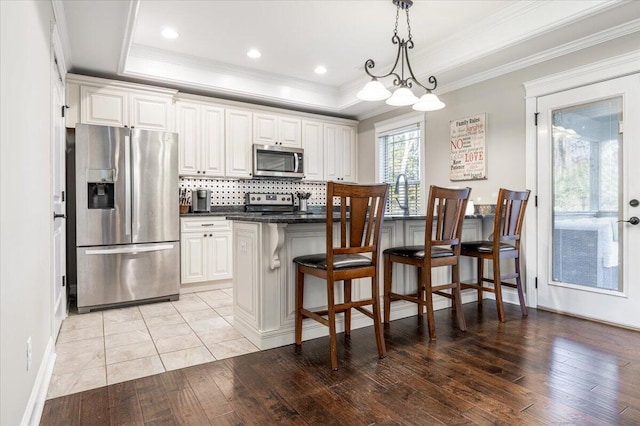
left=222, top=212, right=490, bottom=224
left=181, top=206, right=491, bottom=223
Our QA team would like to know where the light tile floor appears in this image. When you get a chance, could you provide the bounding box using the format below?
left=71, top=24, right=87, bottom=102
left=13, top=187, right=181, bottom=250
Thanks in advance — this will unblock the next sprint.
left=47, top=289, right=259, bottom=399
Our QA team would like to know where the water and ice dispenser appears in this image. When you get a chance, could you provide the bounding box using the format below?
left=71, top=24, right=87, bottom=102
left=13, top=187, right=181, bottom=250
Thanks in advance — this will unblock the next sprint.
left=87, top=169, right=114, bottom=209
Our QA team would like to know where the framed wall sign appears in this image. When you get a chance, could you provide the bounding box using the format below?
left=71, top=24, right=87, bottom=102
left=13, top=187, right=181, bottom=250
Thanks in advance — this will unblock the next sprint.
left=449, top=113, right=487, bottom=181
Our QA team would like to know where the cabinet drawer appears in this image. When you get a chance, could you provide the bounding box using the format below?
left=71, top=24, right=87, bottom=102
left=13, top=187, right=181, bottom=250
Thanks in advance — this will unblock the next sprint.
left=181, top=218, right=231, bottom=233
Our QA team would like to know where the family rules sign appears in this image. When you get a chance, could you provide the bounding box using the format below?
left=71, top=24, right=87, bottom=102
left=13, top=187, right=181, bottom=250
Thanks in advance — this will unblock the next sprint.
left=449, top=113, right=487, bottom=181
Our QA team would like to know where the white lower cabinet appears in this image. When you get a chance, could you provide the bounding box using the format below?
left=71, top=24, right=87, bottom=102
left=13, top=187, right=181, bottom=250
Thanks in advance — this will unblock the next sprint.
left=181, top=217, right=232, bottom=285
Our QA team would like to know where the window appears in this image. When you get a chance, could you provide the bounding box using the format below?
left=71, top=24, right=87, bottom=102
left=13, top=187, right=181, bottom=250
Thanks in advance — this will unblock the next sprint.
left=375, top=112, right=425, bottom=215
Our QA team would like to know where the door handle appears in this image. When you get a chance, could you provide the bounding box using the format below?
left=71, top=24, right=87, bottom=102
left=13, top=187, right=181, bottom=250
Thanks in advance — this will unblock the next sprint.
left=618, top=216, right=640, bottom=225
left=53, top=213, right=66, bottom=220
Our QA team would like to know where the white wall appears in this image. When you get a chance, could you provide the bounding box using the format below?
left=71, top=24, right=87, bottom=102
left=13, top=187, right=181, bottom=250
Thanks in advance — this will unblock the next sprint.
left=357, top=32, right=640, bottom=205
left=1, top=1, right=55, bottom=425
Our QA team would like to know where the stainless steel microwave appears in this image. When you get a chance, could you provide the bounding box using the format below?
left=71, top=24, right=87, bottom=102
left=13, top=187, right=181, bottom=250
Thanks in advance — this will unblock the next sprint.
left=252, top=144, right=304, bottom=179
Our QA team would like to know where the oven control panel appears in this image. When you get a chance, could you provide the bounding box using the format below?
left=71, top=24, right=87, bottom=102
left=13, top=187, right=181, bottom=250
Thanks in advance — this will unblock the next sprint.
left=245, top=192, right=294, bottom=206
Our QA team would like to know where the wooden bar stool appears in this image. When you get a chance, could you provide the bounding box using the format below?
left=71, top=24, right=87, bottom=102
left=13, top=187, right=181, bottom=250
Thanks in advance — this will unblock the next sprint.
left=383, top=185, right=471, bottom=340
left=293, top=182, right=389, bottom=370
left=460, top=188, right=530, bottom=322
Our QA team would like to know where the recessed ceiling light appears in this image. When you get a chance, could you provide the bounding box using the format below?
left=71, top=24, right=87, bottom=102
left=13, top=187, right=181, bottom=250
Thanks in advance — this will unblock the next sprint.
left=247, top=49, right=262, bottom=59
left=161, top=28, right=179, bottom=39
left=314, top=65, right=327, bottom=75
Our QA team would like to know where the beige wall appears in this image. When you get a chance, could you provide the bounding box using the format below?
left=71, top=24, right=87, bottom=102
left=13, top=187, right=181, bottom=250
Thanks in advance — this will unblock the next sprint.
left=1, top=1, right=55, bottom=424
left=357, top=32, right=640, bottom=205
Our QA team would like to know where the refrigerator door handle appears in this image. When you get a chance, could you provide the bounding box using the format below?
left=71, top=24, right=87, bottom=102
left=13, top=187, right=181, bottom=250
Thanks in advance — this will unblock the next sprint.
left=124, top=134, right=131, bottom=236
left=84, top=244, right=176, bottom=255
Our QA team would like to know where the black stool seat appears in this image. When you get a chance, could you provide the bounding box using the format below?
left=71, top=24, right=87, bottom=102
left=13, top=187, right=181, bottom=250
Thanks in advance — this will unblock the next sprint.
left=293, top=253, right=372, bottom=270
left=461, top=241, right=515, bottom=253
left=383, top=245, right=454, bottom=259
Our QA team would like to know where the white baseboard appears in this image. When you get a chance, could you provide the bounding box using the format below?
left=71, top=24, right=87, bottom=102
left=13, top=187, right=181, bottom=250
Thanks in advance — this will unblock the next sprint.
left=180, top=279, right=233, bottom=294
left=21, top=337, right=56, bottom=426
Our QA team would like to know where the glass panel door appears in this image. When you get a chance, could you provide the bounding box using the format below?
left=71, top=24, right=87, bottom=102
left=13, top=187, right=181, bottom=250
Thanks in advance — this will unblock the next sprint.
left=537, top=74, right=640, bottom=329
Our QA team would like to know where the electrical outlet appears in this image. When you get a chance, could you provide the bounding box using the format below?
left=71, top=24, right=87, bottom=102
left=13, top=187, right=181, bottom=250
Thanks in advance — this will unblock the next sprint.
left=26, top=337, right=32, bottom=371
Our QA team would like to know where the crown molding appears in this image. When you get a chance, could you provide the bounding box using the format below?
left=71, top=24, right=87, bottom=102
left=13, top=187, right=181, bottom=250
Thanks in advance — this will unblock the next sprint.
left=117, top=0, right=139, bottom=75
left=439, top=19, right=640, bottom=95
left=50, top=0, right=71, bottom=71
left=523, top=50, right=640, bottom=98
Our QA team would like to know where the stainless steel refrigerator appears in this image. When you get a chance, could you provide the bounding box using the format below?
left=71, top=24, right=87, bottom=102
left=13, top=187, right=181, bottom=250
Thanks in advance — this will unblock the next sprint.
left=71, top=123, right=179, bottom=313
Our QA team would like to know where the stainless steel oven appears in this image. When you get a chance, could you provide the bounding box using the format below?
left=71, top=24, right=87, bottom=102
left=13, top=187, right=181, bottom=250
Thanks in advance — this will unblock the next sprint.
left=253, top=144, right=304, bottom=179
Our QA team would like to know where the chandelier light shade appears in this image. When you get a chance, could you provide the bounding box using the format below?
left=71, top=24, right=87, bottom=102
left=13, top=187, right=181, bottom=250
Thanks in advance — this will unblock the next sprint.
left=357, top=0, right=445, bottom=111
left=356, top=79, right=392, bottom=101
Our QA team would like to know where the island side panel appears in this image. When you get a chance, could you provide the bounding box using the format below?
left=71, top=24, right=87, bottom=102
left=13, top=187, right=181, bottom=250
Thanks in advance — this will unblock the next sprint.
left=232, top=221, right=262, bottom=347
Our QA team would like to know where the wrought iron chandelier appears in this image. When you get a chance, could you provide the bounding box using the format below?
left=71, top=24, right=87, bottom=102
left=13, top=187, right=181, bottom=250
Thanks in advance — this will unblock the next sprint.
left=357, top=0, right=445, bottom=111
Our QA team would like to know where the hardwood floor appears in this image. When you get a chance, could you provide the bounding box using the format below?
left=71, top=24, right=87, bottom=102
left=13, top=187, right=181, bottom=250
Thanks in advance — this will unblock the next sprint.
left=41, top=303, right=640, bottom=425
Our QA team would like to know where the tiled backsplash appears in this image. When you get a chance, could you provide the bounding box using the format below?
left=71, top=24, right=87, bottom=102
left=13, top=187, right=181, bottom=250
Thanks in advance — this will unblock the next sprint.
left=179, top=177, right=327, bottom=207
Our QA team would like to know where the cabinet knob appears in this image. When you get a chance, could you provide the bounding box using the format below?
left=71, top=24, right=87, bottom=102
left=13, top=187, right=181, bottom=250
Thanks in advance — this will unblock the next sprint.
left=204, top=234, right=207, bottom=237
left=209, top=233, right=213, bottom=237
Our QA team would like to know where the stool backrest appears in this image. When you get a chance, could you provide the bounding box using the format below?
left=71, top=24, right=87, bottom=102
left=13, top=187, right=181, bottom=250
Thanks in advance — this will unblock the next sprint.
left=493, top=188, right=531, bottom=249
left=326, top=182, right=389, bottom=268
left=425, top=185, right=472, bottom=250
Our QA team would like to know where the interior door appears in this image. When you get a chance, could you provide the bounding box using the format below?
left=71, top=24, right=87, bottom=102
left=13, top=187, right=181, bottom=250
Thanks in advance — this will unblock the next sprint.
left=52, top=56, right=67, bottom=337
left=536, top=74, right=640, bottom=328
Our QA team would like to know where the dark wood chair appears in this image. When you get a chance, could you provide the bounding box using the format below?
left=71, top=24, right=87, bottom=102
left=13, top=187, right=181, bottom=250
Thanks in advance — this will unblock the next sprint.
left=460, top=188, right=530, bottom=322
left=293, top=182, right=389, bottom=370
left=383, top=185, right=471, bottom=340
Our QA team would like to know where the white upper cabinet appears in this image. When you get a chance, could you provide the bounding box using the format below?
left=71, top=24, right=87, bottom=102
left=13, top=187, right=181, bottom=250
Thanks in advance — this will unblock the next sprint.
left=324, top=123, right=357, bottom=183
left=81, top=87, right=173, bottom=130
left=225, top=108, right=253, bottom=178
left=301, top=120, right=324, bottom=181
left=81, top=85, right=128, bottom=127
left=67, top=74, right=177, bottom=130
left=253, top=112, right=301, bottom=147
left=129, top=92, right=173, bottom=130
left=175, top=100, right=225, bottom=177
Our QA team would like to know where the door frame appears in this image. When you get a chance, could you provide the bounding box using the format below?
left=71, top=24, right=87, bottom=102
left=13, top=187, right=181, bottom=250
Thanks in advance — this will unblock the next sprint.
left=523, top=51, right=640, bottom=309
left=51, top=23, right=68, bottom=337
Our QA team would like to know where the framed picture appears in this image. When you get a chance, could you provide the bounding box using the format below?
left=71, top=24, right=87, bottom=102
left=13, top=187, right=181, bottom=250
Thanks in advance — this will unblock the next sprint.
left=449, top=113, right=487, bottom=181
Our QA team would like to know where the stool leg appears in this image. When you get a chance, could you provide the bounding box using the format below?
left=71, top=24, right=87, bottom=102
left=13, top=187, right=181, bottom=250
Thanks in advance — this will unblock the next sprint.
left=344, top=279, right=352, bottom=336
left=424, top=266, right=436, bottom=340
left=417, top=267, right=425, bottom=317
left=515, top=257, right=528, bottom=316
left=477, top=257, right=484, bottom=305
left=295, top=267, right=304, bottom=345
left=383, top=254, right=392, bottom=324
left=371, top=275, right=386, bottom=359
left=493, top=258, right=506, bottom=322
left=452, top=262, right=467, bottom=331
left=327, top=279, right=338, bottom=370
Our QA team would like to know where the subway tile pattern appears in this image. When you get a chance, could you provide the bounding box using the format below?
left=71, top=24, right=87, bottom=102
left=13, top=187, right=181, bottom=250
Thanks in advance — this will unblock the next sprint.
left=179, top=177, right=327, bottom=206
left=47, top=289, right=259, bottom=399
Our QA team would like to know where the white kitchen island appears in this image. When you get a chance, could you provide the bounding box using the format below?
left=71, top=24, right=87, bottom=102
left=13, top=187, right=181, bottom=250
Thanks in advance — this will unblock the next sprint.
left=226, top=213, right=485, bottom=350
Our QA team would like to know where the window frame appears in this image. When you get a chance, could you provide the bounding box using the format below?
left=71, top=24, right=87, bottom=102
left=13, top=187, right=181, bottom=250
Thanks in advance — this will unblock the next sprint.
left=374, top=111, right=426, bottom=215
